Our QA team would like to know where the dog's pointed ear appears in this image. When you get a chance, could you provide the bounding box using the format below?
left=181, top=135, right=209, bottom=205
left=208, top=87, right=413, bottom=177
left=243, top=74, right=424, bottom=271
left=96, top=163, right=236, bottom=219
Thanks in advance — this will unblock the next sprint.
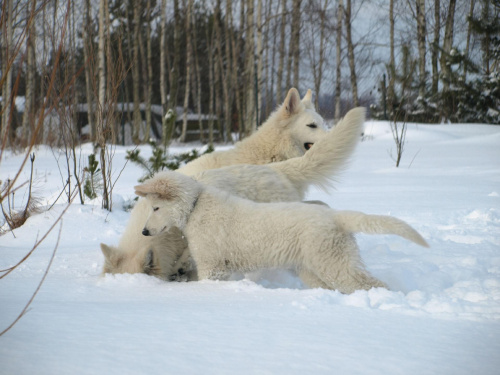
left=302, top=89, right=315, bottom=110
left=282, top=88, right=302, bottom=116
left=135, top=178, right=178, bottom=200
left=100, top=243, right=113, bottom=260
left=134, top=183, right=154, bottom=197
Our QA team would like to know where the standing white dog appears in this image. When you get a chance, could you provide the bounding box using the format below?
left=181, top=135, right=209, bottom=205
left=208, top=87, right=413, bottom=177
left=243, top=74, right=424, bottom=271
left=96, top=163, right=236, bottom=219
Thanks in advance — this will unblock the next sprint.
left=101, top=89, right=362, bottom=281
left=135, top=171, right=429, bottom=293
left=177, top=88, right=326, bottom=176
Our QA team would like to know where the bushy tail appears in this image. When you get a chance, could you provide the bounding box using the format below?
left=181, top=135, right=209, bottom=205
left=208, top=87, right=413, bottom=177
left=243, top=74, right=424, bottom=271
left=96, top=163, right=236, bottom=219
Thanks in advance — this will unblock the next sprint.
left=334, top=210, right=429, bottom=247
left=271, top=107, right=366, bottom=192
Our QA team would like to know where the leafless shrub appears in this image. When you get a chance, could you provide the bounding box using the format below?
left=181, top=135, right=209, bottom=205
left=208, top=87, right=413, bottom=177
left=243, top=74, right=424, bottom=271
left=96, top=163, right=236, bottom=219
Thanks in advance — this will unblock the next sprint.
left=0, top=0, right=77, bottom=335
left=389, top=112, right=408, bottom=168
left=0, top=154, right=41, bottom=235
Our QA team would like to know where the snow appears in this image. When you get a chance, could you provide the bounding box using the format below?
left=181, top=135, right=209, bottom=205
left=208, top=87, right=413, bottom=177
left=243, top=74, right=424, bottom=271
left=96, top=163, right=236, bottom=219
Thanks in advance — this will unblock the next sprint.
left=1, top=122, right=500, bottom=374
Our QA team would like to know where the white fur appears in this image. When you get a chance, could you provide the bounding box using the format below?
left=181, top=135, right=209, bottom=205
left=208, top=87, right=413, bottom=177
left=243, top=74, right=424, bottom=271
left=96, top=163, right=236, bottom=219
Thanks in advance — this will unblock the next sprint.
left=100, top=91, right=363, bottom=281
left=177, top=88, right=327, bottom=176
left=136, top=171, right=429, bottom=294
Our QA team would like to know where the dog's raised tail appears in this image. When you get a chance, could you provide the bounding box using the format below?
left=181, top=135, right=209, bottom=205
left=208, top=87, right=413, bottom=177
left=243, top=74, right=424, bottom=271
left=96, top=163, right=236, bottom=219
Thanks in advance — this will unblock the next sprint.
left=334, top=210, right=429, bottom=247
left=273, top=107, right=366, bottom=192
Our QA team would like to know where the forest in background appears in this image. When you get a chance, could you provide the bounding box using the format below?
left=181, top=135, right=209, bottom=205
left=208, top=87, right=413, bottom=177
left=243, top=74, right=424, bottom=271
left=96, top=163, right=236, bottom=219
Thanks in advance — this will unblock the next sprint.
left=1, top=0, right=499, bottom=151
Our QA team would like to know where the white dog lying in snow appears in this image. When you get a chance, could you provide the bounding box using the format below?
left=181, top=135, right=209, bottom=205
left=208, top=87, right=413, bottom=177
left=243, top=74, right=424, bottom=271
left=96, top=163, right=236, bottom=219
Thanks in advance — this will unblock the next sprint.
left=134, top=171, right=429, bottom=294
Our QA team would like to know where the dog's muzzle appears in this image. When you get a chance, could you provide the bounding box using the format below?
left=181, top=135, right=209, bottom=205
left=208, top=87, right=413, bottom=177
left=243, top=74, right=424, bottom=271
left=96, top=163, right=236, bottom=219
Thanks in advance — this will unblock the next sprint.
left=304, top=142, right=313, bottom=150
left=142, top=228, right=151, bottom=236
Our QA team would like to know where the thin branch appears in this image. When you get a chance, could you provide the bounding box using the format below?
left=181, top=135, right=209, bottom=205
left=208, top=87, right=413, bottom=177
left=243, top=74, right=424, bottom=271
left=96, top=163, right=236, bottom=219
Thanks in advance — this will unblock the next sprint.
left=0, top=221, right=63, bottom=336
left=0, top=190, right=76, bottom=277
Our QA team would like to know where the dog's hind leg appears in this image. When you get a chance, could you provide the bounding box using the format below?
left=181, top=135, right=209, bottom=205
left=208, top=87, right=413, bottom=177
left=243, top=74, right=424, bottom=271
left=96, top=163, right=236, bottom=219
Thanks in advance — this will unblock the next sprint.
left=305, top=233, right=388, bottom=294
left=297, top=269, right=331, bottom=289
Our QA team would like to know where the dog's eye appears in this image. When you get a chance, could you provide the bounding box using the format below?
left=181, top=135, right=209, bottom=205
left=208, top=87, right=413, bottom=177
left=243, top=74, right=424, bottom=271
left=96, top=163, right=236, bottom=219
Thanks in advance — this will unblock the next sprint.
left=307, top=123, right=317, bottom=128
left=153, top=207, right=159, bottom=212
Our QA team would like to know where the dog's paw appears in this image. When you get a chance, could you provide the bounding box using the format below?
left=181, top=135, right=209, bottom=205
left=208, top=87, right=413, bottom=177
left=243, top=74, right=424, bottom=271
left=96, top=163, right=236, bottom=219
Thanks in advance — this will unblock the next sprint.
left=169, top=267, right=189, bottom=282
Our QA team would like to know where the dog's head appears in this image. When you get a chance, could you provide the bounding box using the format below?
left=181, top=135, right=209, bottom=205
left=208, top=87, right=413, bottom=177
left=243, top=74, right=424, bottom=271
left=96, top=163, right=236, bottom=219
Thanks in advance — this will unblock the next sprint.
left=273, top=88, right=327, bottom=157
left=134, top=171, right=202, bottom=236
left=101, top=243, right=160, bottom=277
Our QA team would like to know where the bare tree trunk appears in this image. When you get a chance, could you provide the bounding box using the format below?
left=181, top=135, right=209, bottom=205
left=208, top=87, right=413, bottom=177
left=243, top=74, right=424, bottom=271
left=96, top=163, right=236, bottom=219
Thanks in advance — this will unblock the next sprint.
left=207, top=13, right=216, bottom=144
left=387, top=0, right=395, bottom=114
left=256, top=0, right=264, bottom=126
left=83, top=0, right=95, bottom=142
left=440, top=0, right=456, bottom=93
left=431, top=0, right=440, bottom=96
left=276, top=0, right=286, bottom=103
left=97, top=0, right=109, bottom=210
left=286, top=0, right=300, bottom=89
left=191, top=6, right=204, bottom=143
left=214, top=0, right=231, bottom=143
left=244, top=0, right=256, bottom=135
left=416, top=0, right=427, bottom=98
left=267, top=0, right=278, bottom=118
left=223, top=0, right=234, bottom=143
left=169, top=0, right=181, bottom=112
left=1, top=0, right=13, bottom=143
left=291, top=0, right=302, bottom=89
left=480, top=0, right=491, bottom=74
left=334, top=0, right=344, bottom=122
left=143, top=0, right=153, bottom=143
left=180, top=0, right=194, bottom=143
left=160, top=0, right=169, bottom=146
left=463, top=0, right=476, bottom=79
left=309, top=0, right=328, bottom=110
left=22, top=0, right=37, bottom=144
left=131, top=1, right=142, bottom=144
left=236, top=0, right=246, bottom=139
left=345, top=0, right=359, bottom=107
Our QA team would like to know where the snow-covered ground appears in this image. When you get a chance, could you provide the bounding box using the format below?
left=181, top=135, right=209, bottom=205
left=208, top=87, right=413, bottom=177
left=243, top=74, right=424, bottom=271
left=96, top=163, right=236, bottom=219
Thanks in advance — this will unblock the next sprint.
left=1, top=121, right=499, bottom=374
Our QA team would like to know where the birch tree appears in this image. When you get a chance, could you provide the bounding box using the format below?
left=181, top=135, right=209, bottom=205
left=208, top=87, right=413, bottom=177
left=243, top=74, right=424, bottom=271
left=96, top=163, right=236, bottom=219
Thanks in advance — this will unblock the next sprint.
left=97, top=0, right=110, bottom=209
left=191, top=5, right=204, bottom=143
left=244, top=0, right=256, bottom=135
left=276, top=0, right=287, bottom=103
left=345, top=0, right=359, bottom=106
left=83, top=0, right=95, bottom=142
left=22, top=0, right=37, bottom=144
left=291, top=0, right=301, bottom=89
left=132, top=1, right=142, bottom=144
left=416, top=0, right=427, bottom=98
left=308, top=0, right=329, bottom=110
left=169, top=0, right=182, bottom=111
left=1, top=0, right=14, bottom=144
left=463, top=0, right=476, bottom=79
left=286, top=0, right=301, bottom=89
left=440, top=0, right=457, bottom=93
left=431, top=0, right=441, bottom=96
left=142, top=0, right=153, bottom=143
left=255, top=0, right=264, bottom=126
left=160, top=0, right=169, bottom=146
left=387, top=0, right=396, bottom=114
left=180, top=0, right=194, bottom=143
left=212, top=0, right=233, bottom=143
left=335, top=0, right=344, bottom=122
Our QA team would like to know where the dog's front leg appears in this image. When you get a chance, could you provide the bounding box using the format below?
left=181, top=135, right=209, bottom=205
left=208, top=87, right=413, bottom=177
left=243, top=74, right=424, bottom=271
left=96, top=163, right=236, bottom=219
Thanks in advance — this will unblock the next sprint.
left=169, top=249, right=197, bottom=281
left=196, top=265, right=231, bottom=281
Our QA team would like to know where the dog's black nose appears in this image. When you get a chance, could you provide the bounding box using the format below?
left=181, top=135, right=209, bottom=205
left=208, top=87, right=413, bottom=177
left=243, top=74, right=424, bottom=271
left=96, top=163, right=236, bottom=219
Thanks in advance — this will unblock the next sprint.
left=142, top=228, right=150, bottom=236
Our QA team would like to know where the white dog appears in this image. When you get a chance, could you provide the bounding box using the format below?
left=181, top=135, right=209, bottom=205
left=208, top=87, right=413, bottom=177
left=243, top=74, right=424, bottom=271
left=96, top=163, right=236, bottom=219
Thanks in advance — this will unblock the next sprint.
left=135, top=171, right=428, bottom=293
left=177, top=88, right=327, bottom=176
left=101, top=91, right=362, bottom=281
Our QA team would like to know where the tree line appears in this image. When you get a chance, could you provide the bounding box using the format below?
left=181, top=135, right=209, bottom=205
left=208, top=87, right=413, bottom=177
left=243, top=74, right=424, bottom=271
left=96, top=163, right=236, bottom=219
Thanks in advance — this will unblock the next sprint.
left=1, top=0, right=499, bottom=150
